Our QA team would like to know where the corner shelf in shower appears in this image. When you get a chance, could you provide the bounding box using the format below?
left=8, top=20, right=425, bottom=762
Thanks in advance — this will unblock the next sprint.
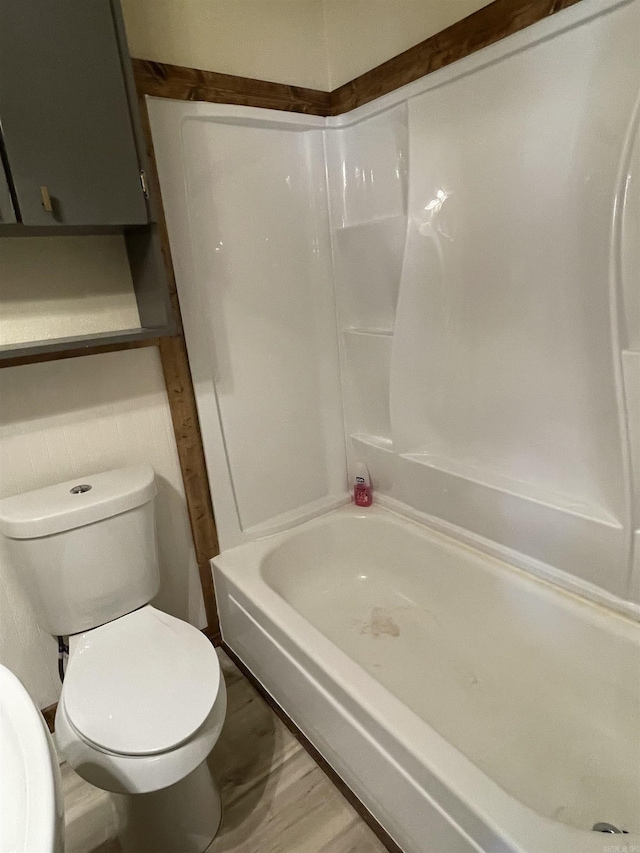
left=351, top=433, right=395, bottom=494
left=334, top=215, right=406, bottom=334
left=342, top=331, right=393, bottom=440
left=351, top=433, right=394, bottom=452
left=343, top=328, right=394, bottom=337
left=398, top=451, right=621, bottom=528
left=334, top=213, right=407, bottom=232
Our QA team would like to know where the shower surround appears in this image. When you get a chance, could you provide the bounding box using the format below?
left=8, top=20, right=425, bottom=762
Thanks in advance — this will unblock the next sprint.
left=149, top=0, right=639, bottom=849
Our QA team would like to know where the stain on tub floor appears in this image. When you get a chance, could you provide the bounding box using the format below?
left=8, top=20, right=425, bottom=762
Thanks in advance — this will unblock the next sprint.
left=355, top=605, right=413, bottom=638
left=61, top=649, right=390, bottom=853
left=357, top=606, right=401, bottom=638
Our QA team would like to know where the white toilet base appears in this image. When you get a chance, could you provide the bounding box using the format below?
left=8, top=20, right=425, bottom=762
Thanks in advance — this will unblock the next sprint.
left=113, top=759, right=222, bottom=853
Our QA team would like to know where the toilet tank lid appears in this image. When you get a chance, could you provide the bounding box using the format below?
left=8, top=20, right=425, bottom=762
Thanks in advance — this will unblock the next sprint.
left=0, top=466, right=157, bottom=539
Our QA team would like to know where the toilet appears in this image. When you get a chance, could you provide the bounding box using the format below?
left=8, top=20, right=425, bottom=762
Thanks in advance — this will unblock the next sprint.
left=0, top=466, right=226, bottom=853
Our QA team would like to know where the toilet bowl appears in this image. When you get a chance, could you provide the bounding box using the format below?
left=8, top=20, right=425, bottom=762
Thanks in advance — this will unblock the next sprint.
left=55, top=606, right=227, bottom=853
left=55, top=605, right=227, bottom=795
left=0, top=466, right=228, bottom=853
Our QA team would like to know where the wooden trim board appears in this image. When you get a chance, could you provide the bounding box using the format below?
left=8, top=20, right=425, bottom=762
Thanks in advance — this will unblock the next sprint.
left=222, top=644, right=404, bottom=853
left=42, top=702, right=57, bottom=734
left=329, top=0, right=584, bottom=114
left=133, top=0, right=586, bottom=116
left=132, top=58, right=331, bottom=116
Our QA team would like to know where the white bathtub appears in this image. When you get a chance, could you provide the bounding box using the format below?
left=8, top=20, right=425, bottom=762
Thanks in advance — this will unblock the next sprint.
left=212, top=505, right=640, bottom=852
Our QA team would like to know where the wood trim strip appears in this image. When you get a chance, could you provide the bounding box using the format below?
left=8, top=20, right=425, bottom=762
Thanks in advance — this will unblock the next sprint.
left=202, top=624, right=222, bottom=646
left=131, top=58, right=331, bottom=116
left=42, top=702, right=57, bottom=734
left=222, top=643, right=404, bottom=853
left=135, top=89, right=221, bottom=635
left=330, top=0, right=585, bottom=114
left=157, top=335, right=220, bottom=630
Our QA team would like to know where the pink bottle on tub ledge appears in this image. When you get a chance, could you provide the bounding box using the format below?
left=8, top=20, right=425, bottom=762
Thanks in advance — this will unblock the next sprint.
left=353, top=461, right=372, bottom=507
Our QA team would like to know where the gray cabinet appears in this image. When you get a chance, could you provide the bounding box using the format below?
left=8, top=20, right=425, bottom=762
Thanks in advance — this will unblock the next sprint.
left=0, top=0, right=147, bottom=226
left=0, top=0, right=174, bottom=361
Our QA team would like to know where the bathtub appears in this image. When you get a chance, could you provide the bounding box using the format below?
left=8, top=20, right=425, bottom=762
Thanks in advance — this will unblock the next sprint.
left=212, top=505, right=640, bottom=852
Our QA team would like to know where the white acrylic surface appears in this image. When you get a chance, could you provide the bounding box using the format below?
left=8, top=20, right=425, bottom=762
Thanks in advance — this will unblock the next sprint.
left=338, top=0, right=638, bottom=603
left=621, top=98, right=640, bottom=352
left=389, top=3, right=635, bottom=590
left=334, top=216, right=406, bottom=332
left=149, top=102, right=346, bottom=549
left=325, top=104, right=408, bottom=228
left=261, top=512, right=639, bottom=832
left=213, top=504, right=640, bottom=852
left=162, top=2, right=640, bottom=849
left=151, top=0, right=639, bottom=602
left=342, top=331, right=393, bottom=442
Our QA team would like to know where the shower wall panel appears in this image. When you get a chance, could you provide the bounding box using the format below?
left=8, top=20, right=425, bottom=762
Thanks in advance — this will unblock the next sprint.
left=150, top=0, right=639, bottom=608
left=149, top=102, right=346, bottom=549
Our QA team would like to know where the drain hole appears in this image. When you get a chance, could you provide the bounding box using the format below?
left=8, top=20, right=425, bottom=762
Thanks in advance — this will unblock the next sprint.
left=70, top=484, right=92, bottom=494
left=592, top=822, right=628, bottom=834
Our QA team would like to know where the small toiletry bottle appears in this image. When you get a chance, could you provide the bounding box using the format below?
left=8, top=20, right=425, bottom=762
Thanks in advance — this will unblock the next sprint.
left=353, top=461, right=372, bottom=507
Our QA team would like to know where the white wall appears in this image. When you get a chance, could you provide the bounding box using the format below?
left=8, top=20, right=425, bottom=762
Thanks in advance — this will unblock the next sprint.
left=121, top=0, right=331, bottom=89
left=323, top=0, right=491, bottom=88
left=0, top=348, right=206, bottom=709
left=120, top=0, right=491, bottom=91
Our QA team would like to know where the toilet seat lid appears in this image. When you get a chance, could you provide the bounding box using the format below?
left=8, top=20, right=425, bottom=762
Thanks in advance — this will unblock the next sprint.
left=63, top=606, right=221, bottom=756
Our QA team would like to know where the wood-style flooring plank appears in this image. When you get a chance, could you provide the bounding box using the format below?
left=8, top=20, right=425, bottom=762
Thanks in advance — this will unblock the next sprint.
left=61, top=762, right=122, bottom=853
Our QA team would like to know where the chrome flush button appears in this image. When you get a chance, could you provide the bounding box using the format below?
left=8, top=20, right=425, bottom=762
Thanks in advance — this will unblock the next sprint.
left=70, top=484, right=92, bottom=494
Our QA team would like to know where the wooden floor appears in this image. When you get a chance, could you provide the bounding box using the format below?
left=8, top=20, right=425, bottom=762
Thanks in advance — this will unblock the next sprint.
left=62, top=649, right=389, bottom=853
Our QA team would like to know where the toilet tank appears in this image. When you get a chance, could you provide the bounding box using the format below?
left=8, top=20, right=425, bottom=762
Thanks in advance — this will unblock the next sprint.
left=0, top=466, right=159, bottom=636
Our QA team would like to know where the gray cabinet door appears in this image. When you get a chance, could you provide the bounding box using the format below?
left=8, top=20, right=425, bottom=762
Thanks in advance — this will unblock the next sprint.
left=0, top=1, right=147, bottom=226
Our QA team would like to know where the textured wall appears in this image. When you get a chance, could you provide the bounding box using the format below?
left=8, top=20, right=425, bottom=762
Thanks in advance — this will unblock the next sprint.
left=0, top=347, right=206, bottom=709
left=323, top=0, right=491, bottom=88
left=121, top=0, right=330, bottom=89
left=0, top=236, right=139, bottom=347
left=121, top=0, right=491, bottom=91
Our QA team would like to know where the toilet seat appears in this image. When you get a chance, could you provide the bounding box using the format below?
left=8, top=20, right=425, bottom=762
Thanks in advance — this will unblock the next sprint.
left=55, top=672, right=227, bottom=795
left=63, top=605, right=220, bottom=756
